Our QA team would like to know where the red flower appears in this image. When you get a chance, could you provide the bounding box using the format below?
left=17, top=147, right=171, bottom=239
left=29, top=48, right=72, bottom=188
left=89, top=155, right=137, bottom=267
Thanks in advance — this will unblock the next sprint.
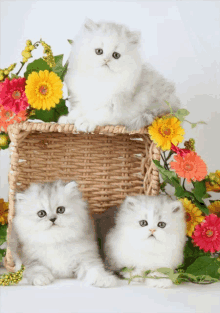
left=0, top=78, right=29, bottom=114
left=170, top=151, right=207, bottom=183
left=171, top=143, right=191, bottom=158
left=192, top=214, right=220, bottom=253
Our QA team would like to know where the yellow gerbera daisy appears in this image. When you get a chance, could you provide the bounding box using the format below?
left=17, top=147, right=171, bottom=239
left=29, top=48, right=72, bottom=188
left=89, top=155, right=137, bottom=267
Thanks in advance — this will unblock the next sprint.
left=148, top=116, right=185, bottom=151
left=25, top=70, right=63, bottom=110
left=179, top=198, right=205, bottom=237
left=0, top=199, right=8, bottom=225
left=208, top=201, right=220, bottom=217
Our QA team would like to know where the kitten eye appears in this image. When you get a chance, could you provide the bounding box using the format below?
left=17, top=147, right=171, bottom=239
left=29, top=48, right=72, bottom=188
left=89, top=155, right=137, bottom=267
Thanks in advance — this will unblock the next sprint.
left=112, top=52, right=121, bottom=59
left=57, top=206, right=65, bottom=214
left=158, top=222, right=166, bottom=228
left=139, top=220, right=148, bottom=227
left=37, top=210, right=47, bottom=218
left=95, top=48, right=103, bottom=55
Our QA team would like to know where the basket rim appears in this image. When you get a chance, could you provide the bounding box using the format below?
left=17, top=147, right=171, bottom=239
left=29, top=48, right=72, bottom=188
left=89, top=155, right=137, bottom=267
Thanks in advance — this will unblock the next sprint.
left=7, top=121, right=149, bottom=135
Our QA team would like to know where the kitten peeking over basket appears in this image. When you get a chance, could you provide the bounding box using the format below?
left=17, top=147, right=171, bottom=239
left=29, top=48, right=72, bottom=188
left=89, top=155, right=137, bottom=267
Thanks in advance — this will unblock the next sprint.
left=9, top=180, right=117, bottom=287
left=95, top=195, right=186, bottom=288
left=59, top=18, right=181, bottom=131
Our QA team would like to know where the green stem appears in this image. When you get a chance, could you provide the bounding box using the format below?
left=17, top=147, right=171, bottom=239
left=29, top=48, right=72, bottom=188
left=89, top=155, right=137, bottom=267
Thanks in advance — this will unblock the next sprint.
left=182, top=178, right=186, bottom=190
left=16, top=62, right=25, bottom=76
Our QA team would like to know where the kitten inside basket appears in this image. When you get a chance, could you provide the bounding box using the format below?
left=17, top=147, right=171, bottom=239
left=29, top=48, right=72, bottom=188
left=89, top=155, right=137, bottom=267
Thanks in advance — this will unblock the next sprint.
left=9, top=180, right=117, bottom=287
left=59, top=18, right=181, bottom=132
left=94, top=195, right=187, bottom=288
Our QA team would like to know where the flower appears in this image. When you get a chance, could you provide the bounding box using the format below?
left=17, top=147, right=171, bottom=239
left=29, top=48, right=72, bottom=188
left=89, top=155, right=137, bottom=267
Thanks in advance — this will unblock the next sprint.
left=180, top=198, right=205, bottom=236
left=21, top=40, right=35, bottom=63
left=0, top=78, right=29, bottom=113
left=206, top=170, right=220, bottom=192
left=208, top=201, right=220, bottom=217
left=192, top=214, right=220, bottom=253
left=40, top=40, right=55, bottom=68
left=170, top=151, right=207, bottom=183
left=25, top=70, right=63, bottom=110
left=0, top=199, right=8, bottom=225
left=171, top=143, right=191, bottom=158
left=0, top=106, right=27, bottom=132
left=0, top=132, right=10, bottom=149
left=148, top=116, right=185, bottom=151
left=0, top=63, right=16, bottom=81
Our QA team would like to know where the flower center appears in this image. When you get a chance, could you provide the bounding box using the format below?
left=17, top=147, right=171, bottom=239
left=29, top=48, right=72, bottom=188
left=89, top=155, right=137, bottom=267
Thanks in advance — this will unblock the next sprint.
left=39, top=85, right=48, bottom=95
left=159, top=126, right=172, bottom=137
left=184, top=163, right=194, bottom=171
left=12, top=90, right=21, bottom=99
left=186, top=212, right=191, bottom=222
left=206, top=229, right=214, bottom=237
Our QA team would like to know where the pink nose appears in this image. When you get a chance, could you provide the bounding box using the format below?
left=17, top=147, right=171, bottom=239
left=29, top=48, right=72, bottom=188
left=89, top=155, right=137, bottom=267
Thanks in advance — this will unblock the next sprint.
left=150, top=229, right=156, bottom=233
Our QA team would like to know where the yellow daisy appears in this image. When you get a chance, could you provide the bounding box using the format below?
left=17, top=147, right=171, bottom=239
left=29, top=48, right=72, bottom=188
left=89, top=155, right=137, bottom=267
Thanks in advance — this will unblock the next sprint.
left=148, top=116, right=185, bottom=151
left=0, top=199, right=8, bottom=225
left=25, top=70, right=63, bottom=110
left=179, top=198, right=205, bottom=237
left=208, top=201, right=220, bottom=217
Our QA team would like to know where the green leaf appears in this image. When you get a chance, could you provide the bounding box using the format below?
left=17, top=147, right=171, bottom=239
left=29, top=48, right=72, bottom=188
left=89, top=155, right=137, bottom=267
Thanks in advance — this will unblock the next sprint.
left=176, top=109, right=190, bottom=116
left=0, top=249, right=6, bottom=263
left=153, top=160, right=180, bottom=188
left=10, top=73, right=19, bottom=79
left=121, top=267, right=133, bottom=273
left=197, top=121, right=207, bottom=125
left=203, top=193, right=211, bottom=199
left=68, top=39, right=74, bottom=45
left=24, top=58, right=51, bottom=79
left=191, top=123, right=197, bottom=129
left=186, top=256, right=220, bottom=279
left=174, top=185, right=192, bottom=198
left=191, top=181, right=207, bottom=202
left=0, top=224, right=7, bottom=243
left=157, top=267, right=174, bottom=276
left=29, top=99, right=68, bottom=123
left=52, top=55, right=68, bottom=81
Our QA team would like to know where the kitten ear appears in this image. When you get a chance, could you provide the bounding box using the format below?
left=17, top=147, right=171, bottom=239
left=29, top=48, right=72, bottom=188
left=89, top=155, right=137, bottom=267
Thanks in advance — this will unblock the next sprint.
left=127, top=30, right=141, bottom=45
left=84, top=18, right=98, bottom=32
left=16, top=193, right=26, bottom=202
left=125, top=196, right=136, bottom=211
left=171, top=201, right=183, bottom=213
left=64, top=181, right=78, bottom=195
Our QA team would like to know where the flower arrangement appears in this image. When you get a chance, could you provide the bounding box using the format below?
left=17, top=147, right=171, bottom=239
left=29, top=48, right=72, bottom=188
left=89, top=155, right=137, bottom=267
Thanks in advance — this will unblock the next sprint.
left=0, top=40, right=220, bottom=287
left=0, top=39, right=69, bottom=150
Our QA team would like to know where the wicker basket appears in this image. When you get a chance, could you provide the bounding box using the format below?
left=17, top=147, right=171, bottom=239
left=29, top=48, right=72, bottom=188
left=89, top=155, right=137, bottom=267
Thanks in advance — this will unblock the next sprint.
left=4, top=122, right=160, bottom=271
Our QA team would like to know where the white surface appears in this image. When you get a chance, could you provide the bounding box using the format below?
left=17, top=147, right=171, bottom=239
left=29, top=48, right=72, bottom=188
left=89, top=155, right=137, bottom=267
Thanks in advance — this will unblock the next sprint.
left=0, top=267, right=220, bottom=313
left=0, top=1, right=220, bottom=312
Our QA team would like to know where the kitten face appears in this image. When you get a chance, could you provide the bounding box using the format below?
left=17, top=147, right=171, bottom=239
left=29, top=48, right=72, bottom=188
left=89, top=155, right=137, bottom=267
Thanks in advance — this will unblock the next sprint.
left=14, top=181, right=88, bottom=243
left=72, top=19, right=142, bottom=75
left=116, top=195, right=186, bottom=244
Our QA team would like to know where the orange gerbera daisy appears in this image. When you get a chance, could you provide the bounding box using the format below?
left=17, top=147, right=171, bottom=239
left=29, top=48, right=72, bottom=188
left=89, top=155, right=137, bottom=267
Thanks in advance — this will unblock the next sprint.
left=170, top=151, right=207, bottom=183
left=0, top=105, right=27, bottom=132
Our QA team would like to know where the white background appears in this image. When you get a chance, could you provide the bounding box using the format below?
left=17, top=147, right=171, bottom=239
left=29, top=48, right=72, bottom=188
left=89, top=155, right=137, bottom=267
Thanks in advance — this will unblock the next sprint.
left=0, top=1, right=220, bottom=312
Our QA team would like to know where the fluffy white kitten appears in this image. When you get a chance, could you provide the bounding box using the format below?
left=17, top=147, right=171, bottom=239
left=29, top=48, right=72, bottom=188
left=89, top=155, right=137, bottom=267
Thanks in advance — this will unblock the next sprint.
left=59, top=19, right=180, bottom=131
left=9, top=180, right=117, bottom=287
left=103, top=195, right=186, bottom=288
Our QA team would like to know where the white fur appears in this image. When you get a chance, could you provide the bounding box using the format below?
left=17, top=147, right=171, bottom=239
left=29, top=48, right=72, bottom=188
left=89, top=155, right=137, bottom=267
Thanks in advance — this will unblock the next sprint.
left=9, top=180, right=117, bottom=287
left=105, top=195, right=186, bottom=288
left=59, top=19, right=181, bottom=131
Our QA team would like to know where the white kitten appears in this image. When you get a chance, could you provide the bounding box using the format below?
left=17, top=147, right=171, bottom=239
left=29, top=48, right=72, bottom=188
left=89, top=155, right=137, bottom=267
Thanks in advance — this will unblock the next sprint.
left=9, top=180, right=117, bottom=287
left=59, top=19, right=180, bottom=131
left=103, top=195, right=186, bottom=288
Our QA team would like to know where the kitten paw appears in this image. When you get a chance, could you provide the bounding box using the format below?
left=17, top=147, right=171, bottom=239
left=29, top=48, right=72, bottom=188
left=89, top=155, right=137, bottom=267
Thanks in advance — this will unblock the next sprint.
left=146, top=271, right=173, bottom=288
left=75, top=118, right=96, bottom=132
left=84, top=268, right=118, bottom=288
left=58, top=115, right=69, bottom=124
left=30, top=273, right=55, bottom=286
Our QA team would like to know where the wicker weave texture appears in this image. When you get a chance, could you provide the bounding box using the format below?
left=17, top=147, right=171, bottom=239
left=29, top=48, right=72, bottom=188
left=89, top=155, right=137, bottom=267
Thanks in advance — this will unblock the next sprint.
left=5, top=122, right=160, bottom=271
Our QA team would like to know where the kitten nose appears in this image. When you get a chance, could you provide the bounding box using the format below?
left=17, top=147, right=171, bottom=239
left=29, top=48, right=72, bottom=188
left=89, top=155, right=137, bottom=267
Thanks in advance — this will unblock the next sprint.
left=150, top=229, right=156, bottom=233
left=104, top=59, right=110, bottom=63
left=50, top=217, right=57, bottom=223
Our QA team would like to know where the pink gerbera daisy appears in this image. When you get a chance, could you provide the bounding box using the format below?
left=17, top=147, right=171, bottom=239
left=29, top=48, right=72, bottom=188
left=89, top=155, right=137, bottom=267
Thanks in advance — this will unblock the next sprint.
left=192, top=214, right=220, bottom=253
left=0, top=78, right=29, bottom=113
